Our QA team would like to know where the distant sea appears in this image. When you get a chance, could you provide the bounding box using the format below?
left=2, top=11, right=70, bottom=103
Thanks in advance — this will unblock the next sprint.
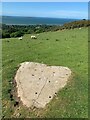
left=1, top=16, right=80, bottom=25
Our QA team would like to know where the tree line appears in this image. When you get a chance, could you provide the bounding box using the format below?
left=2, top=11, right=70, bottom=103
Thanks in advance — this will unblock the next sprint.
left=1, top=19, right=90, bottom=38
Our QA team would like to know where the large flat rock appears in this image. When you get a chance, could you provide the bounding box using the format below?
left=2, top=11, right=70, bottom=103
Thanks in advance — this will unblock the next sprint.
left=15, top=62, right=71, bottom=108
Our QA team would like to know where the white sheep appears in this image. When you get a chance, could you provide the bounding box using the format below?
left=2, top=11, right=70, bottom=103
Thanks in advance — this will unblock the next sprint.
left=31, top=35, right=37, bottom=39
left=18, top=36, right=23, bottom=40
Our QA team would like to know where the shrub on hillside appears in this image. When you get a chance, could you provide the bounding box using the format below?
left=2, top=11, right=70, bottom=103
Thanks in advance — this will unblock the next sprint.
left=10, top=31, right=24, bottom=38
left=2, top=31, right=10, bottom=38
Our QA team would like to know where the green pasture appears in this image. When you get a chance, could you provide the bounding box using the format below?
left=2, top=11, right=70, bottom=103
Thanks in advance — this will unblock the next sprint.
left=2, top=28, right=88, bottom=118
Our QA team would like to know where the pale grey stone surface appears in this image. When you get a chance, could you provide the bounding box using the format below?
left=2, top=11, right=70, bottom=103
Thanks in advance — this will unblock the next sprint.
left=15, top=62, right=71, bottom=108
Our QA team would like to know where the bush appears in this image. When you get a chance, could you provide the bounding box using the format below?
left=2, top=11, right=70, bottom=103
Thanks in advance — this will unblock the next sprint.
left=2, top=31, right=10, bottom=38
left=10, top=31, right=23, bottom=38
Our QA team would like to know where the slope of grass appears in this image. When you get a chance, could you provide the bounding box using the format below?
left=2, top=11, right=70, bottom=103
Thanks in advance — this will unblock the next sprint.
left=2, top=28, right=88, bottom=118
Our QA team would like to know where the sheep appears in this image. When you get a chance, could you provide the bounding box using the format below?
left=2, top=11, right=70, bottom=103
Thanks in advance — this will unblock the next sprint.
left=18, top=36, right=23, bottom=40
left=31, top=35, right=37, bottom=39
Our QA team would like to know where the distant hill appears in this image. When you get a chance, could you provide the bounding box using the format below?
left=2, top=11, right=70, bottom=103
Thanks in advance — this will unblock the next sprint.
left=63, top=19, right=90, bottom=29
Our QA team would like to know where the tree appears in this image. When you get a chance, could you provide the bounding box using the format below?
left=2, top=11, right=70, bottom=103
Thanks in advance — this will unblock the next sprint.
left=2, top=31, right=10, bottom=38
left=10, top=31, right=23, bottom=38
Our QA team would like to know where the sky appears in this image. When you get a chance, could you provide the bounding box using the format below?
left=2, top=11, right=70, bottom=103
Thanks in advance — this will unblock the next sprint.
left=1, top=2, right=88, bottom=19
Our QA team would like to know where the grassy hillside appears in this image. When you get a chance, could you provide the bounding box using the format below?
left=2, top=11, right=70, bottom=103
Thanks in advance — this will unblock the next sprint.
left=2, top=28, right=88, bottom=118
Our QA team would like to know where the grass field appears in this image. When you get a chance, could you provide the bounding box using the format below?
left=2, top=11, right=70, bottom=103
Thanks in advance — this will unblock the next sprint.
left=2, top=28, right=88, bottom=118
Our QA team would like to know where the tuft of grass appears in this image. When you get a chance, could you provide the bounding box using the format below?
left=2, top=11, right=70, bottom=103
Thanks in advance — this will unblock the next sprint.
left=55, top=39, right=59, bottom=41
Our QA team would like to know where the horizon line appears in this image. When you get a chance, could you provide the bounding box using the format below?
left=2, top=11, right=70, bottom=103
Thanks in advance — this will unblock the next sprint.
left=0, top=15, right=84, bottom=20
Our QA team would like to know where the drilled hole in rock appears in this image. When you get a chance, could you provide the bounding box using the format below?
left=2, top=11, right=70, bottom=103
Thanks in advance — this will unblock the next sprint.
left=49, top=96, right=51, bottom=98
left=35, top=92, right=37, bottom=94
left=49, top=81, right=50, bottom=83
left=55, top=92, right=57, bottom=95
left=32, top=74, right=34, bottom=76
left=39, top=78, right=41, bottom=80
